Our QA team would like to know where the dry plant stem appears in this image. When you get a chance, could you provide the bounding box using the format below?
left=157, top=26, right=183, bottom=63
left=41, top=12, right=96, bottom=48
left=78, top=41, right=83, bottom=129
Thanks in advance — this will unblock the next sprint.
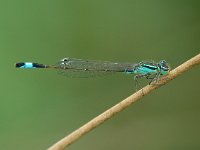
left=48, top=53, right=200, bottom=150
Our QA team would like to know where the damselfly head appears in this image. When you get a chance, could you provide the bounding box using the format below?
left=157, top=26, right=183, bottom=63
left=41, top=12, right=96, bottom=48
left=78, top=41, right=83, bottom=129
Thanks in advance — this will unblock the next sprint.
left=158, top=60, right=170, bottom=72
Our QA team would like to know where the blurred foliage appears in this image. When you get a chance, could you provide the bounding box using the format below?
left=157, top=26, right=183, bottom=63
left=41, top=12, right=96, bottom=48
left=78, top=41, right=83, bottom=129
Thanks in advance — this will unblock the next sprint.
left=0, top=0, right=200, bottom=149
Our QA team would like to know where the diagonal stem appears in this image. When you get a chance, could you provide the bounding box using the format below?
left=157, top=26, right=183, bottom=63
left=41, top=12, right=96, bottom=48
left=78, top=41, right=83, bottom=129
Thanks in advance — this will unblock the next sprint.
left=48, top=53, right=200, bottom=150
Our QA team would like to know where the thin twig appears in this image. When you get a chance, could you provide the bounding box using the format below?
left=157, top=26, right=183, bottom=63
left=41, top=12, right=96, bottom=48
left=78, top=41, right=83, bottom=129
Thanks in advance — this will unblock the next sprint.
left=48, top=53, right=200, bottom=150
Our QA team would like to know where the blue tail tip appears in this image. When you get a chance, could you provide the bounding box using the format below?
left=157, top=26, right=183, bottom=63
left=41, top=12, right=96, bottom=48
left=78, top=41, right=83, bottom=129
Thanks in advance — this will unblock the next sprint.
left=16, top=62, right=25, bottom=68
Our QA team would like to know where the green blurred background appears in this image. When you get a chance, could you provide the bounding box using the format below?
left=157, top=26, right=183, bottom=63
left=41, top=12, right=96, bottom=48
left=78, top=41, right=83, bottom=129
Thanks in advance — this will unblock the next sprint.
left=1, top=0, right=200, bottom=149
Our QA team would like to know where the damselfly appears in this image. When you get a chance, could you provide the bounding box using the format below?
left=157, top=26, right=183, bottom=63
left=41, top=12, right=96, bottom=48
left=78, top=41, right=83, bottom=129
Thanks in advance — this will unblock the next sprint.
left=15, top=58, right=170, bottom=87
